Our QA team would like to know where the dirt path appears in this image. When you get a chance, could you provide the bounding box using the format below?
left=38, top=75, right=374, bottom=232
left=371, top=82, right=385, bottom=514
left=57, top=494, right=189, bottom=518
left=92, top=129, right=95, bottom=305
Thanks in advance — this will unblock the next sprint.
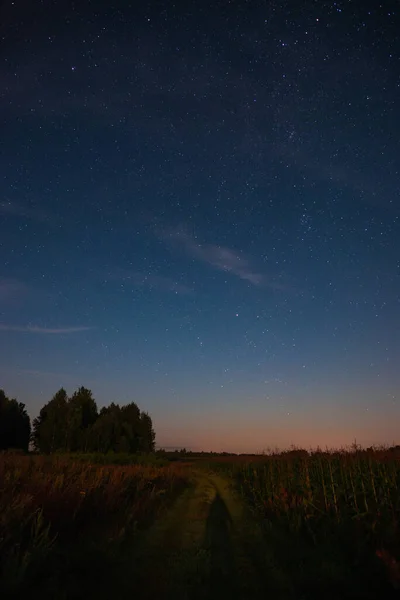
left=23, top=469, right=391, bottom=600
left=132, top=471, right=293, bottom=599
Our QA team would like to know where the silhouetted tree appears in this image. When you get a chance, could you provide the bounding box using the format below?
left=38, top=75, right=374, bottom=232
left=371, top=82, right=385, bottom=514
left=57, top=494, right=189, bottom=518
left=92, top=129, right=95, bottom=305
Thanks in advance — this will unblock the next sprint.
left=32, top=388, right=69, bottom=453
left=140, top=412, right=156, bottom=452
left=32, top=386, right=155, bottom=454
left=66, top=387, right=98, bottom=451
left=87, top=403, right=121, bottom=452
left=121, top=402, right=142, bottom=452
left=86, top=402, right=154, bottom=453
left=0, top=389, right=31, bottom=451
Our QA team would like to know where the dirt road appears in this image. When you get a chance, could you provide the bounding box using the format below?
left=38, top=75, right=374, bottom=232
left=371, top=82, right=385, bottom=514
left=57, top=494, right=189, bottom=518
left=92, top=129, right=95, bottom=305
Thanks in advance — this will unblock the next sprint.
left=60, top=470, right=389, bottom=600
left=132, top=471, right=293, bottom=599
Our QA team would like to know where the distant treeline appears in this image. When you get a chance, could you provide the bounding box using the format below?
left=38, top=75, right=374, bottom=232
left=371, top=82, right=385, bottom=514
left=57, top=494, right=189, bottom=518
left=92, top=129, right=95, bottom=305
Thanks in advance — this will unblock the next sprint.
left=156, top=445, right=400, bottom=460
left=0, top=387, right=155, bottom=454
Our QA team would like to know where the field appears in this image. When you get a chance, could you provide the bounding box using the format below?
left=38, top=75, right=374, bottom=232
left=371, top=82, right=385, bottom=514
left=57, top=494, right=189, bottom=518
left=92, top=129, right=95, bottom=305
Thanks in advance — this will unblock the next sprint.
left=209, top=449, right=400, bottom=598
left=1, top=449, right=400, bottom=599
left=0, top=453, right=190, bottom=598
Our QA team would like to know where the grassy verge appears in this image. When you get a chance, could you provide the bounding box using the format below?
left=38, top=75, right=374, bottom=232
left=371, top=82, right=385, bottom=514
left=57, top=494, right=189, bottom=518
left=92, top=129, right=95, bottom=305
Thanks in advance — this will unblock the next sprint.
left=0, top=452, right=191, bottom=598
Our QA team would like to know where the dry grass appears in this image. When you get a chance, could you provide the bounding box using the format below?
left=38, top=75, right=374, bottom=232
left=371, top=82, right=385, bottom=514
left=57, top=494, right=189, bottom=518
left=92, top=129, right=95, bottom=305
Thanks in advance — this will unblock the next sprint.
left=0, top=452, right=190, bottom=595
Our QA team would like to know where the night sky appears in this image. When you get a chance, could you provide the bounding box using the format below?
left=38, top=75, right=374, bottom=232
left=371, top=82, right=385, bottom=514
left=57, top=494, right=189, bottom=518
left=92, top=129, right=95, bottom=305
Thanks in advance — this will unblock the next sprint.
left=1, top=0, right=399, bottom=452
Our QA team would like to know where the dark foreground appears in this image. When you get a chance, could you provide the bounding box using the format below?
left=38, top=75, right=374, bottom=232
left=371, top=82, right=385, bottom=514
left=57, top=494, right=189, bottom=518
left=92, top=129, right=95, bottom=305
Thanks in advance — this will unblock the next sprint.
left=39, top=473, right=397, bottom=600
left=1, top=459, right=398, bottom=600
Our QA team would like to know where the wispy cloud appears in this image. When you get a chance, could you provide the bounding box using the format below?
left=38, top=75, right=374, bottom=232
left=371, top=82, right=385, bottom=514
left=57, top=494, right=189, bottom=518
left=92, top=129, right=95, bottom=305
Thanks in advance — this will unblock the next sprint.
left=158, top=227, right=302, bottom=293
left=106, top=269, right=193, bottom=295
left=0, top=324, right=93, bottom=334
left=160, top=228, right=268, bottom=287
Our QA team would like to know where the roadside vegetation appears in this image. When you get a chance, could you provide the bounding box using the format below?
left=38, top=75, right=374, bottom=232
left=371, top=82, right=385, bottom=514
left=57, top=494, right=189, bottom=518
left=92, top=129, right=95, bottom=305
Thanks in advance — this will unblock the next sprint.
left=0, top=452, right=190, bottom=598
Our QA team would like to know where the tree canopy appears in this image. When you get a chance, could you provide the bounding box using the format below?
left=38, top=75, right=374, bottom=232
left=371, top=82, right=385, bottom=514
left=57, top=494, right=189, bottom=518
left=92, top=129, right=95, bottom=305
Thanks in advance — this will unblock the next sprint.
left=31, top=387, right=155, bottom=454
left=0, top=389, right=31, bottom=452
left=0, top=386, right=155, bottom=455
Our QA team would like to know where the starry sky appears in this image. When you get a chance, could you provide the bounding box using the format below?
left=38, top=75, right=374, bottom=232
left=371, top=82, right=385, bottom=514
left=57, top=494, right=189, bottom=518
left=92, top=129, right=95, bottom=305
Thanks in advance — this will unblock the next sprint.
left=1, top=0, right=399, bottom=452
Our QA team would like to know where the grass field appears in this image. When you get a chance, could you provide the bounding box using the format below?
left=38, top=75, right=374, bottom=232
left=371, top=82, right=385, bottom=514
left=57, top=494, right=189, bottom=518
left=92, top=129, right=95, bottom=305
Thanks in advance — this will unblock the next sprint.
left=1, top=449, right=399, bottom=599
left=0, top=452, right=190, bottom=598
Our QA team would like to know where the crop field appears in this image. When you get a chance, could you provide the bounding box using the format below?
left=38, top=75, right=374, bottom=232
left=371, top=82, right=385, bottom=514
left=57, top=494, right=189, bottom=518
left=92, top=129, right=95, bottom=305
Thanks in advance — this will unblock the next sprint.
left=209, top=449, right=400, bottom=597
left=1, top=449, right=400, bottom=599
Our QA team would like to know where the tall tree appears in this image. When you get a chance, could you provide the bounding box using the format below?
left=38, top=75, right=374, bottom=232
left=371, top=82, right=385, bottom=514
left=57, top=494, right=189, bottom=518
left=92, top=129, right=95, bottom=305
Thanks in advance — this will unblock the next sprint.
left=66, top=387, right=98, bottom=451
left=140, top=412, right=156, bottom=452
left=87, top=403, right=121, bottom=452
left=0, top=389, right=31, bottom=451
left=32, top=388, right=69, bottom=453
left=121, top=402, right=142, bottom=452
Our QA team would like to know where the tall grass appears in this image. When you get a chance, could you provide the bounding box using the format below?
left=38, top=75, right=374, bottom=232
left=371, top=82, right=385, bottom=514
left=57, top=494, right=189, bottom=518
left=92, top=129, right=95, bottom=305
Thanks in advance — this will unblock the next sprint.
left=231, top=451, right=400, bottom=532
left=0, top=452, right=190, bottom=595
left=53, top=451, right=170, bottom=467
left=210, top=449, right=400, bottom=594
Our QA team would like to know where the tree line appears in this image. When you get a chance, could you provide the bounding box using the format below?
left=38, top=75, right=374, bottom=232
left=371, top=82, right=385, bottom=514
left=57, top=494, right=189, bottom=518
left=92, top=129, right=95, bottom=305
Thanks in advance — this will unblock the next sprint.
left=0, top=387, right=155, bottom=454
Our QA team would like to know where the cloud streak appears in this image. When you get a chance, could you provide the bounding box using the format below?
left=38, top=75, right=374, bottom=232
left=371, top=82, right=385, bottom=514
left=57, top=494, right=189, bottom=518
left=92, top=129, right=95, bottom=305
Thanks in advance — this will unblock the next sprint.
left=161, top=228, right=270, bottom=287
left=194, top=243, right=263, bottom=286
left=0, top=324, right=93, bottom=334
